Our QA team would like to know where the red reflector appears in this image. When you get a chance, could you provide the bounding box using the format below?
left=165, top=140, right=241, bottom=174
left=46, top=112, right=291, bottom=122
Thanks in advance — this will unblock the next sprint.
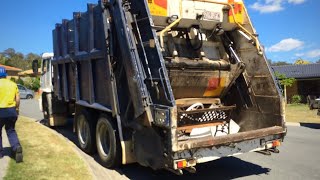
left=272, top=140, right=281, bottom=147
left=177, top=160, right=187, bottom=169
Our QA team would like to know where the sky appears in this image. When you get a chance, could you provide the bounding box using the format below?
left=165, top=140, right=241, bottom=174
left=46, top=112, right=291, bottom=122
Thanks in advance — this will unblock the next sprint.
left=0, top=0, right=319, bottom=63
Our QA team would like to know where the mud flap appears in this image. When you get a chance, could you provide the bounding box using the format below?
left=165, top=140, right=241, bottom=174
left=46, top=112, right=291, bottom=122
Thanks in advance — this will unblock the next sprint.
left=49, top=114, right=68, bottom=126
left=133, top=127, right=165, bottom=170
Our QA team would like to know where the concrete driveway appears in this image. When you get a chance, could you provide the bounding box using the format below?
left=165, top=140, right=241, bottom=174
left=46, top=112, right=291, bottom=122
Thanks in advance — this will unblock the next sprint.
left=20, top=99, right=320, bottom=180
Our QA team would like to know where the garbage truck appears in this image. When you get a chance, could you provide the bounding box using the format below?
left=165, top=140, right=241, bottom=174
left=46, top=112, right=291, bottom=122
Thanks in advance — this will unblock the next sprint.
left=33, top=0, right=287, bottom=174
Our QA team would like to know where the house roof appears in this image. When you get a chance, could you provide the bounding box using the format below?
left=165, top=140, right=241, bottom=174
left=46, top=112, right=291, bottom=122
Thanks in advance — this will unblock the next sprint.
left=18, top=68, right=41, bottom=76
left=271, top=64, right=320, bottom=79
left=0, top=64, right=22, bottom=72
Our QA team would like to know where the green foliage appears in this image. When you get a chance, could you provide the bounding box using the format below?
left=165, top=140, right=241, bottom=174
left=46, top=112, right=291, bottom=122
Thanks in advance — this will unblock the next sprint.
left=21, top=77, right=40, bottom=91
left=291, top=95, right=302, bottom=104
left=10, top=77, right=16, bottom=83
left=275, top=72, right=296, bottom=87
left=0, top=48, right=41, bottom=70
left=294, top=59, right=310, bottom=65
left=16, top=78, right=24, bottom=85
left=32, top=77, right=41, bottom=91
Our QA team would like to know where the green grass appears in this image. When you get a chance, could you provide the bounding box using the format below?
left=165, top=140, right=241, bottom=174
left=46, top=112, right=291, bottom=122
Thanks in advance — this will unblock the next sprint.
left=286, top=104, right=320, bottom=124
left=4, top=117, right=92, bottom=180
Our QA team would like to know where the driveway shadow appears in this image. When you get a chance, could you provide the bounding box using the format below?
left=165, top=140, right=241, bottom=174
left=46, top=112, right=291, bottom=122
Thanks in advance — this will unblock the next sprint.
left=46, top=119, right=271, bottom=179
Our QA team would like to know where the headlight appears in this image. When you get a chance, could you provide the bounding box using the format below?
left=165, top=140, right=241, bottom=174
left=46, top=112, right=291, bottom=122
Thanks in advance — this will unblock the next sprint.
left=153, top=108, right=170, bottom=128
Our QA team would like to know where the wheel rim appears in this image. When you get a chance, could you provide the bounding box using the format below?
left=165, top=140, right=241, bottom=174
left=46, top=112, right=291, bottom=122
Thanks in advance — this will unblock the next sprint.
left=97, top=122, right=111, bottom=157
left=78, top=115, right=89, bottom=146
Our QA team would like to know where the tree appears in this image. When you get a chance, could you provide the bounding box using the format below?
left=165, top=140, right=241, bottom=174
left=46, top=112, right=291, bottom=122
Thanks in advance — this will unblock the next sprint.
left=294, top=59, right=310, bottom=65
left=0, top=48, right=41, bottom=70
left=275, top=72, right=296, bottom=104
left=275, top=72, right=295, bottom=87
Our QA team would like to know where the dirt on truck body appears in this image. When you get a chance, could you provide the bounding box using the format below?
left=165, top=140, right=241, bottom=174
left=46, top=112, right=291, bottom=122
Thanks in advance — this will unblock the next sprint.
left=34, top=0, right=286, bottom=174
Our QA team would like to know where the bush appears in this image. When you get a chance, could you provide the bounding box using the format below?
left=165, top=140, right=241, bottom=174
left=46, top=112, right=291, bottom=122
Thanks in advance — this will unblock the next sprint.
left=291, top=95, right=302, bottom=104
left=21, top=77, right=40, bottom=91
left=16, top=78, right=24, bottom=85
left=10, top=77, right=16, bottom=83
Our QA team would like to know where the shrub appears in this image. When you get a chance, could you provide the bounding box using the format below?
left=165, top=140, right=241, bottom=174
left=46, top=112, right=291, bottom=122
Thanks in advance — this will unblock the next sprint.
left=21, top=77, right=40, bottom=91
left=16, top=78, right=24, bottom=85
left=10, top=77, right=16, bottom=83
left=291, top=95, right=302, bottom=104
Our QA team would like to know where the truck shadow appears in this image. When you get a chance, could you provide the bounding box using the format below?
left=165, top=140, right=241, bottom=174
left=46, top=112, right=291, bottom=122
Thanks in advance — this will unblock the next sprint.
left=117, top=157, right=270, bottom=180
left=299, top=123, right=320, bottom=129
left=52, top=119, right=271, bottom=179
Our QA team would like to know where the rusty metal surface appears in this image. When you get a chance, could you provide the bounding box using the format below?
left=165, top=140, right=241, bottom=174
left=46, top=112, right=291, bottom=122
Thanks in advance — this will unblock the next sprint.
left=176, top=121, right=225, bottom=133
left=176, top=126, right=285, bottom=151
left=168, top=70, right=230, bottom=99
left=175, top=98, right=221, bottom=107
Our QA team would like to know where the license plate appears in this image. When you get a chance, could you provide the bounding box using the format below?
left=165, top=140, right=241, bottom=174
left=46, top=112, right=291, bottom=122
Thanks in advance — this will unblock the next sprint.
left=203, top=11, right=221, bottom=21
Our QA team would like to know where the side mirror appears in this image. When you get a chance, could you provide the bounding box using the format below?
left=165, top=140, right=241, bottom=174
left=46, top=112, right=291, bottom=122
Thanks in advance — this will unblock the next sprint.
left=32, top=60, right=38, bottom=74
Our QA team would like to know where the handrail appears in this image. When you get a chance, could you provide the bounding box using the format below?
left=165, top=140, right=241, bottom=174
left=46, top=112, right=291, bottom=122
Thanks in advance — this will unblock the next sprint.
left=159, top=18, right=182, bottom=50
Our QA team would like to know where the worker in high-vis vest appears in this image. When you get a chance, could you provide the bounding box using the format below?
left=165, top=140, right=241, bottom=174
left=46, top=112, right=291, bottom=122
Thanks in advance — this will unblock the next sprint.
left=0, top=66, right=23, bottom=163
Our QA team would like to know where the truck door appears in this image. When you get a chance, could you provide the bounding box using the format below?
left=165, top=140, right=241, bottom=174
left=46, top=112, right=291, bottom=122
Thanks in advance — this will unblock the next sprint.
left=40, top=59, right=52, bottom=92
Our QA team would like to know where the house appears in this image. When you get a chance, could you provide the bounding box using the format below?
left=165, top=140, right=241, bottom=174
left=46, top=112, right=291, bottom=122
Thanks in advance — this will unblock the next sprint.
left=18, top=68, right=41, bottom=77
left=272, top=64, right=320, bottom=103
left=0, top=64, right=22, bottom=79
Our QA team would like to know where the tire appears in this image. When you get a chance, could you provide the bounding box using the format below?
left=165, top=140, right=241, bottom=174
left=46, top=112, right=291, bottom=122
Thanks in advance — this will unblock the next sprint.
left=96, top=115, right=122, bottom=168
left=43, top=103, right=50, bottom=120
left=309, top=103, right=314, bottom=110
left=26, top=95, right=33, bottom=99
left=76, top=109, right=96, bottom=154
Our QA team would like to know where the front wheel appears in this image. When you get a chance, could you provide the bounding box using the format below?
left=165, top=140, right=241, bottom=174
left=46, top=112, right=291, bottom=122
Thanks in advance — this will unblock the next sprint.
left=96, top=115, right=122, bottom=168
left=26, top=95, right=33, bottom=99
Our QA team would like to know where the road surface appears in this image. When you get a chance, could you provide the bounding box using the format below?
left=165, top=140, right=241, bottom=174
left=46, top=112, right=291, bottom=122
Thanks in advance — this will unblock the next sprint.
left=20, top=99, right=320, bottom=180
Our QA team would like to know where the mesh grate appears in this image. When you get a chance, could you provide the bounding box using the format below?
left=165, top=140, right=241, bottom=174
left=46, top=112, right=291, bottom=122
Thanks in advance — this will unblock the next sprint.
left=178, top=106, right=234, bottom=126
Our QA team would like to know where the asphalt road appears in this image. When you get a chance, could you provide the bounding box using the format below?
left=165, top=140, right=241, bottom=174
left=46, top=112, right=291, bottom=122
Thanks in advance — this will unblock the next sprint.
left=20, top=99, right=43, bottom=121
left=20, top=99, right=320, bottom=180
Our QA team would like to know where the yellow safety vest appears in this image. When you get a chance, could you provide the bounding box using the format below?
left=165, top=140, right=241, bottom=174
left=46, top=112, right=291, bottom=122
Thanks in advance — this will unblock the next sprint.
left=0, top=78, right=19, bottom=108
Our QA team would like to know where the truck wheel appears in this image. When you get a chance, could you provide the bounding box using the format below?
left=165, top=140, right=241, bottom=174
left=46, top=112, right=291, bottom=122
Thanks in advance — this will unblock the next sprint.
left=96, top=115, right=121, bottom=168
left=43, top=103, right=49, bottom=120
left=76, top=110, right=96, bottom=154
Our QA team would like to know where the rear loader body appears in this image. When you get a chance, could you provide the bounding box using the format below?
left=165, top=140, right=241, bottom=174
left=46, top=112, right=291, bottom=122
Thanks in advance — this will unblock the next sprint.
left=36, top=0, right=286, bottom=174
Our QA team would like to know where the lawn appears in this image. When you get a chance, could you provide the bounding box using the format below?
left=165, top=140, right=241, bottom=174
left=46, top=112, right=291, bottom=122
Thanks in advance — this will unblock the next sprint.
left=286, top=104, right=320, bottom=124
left=4, top=117, right=92, bottom=180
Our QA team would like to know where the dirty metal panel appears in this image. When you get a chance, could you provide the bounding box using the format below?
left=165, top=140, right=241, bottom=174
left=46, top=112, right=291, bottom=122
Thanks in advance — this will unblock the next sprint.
left=176, top=126, right=284, bottom=151
left=255, top=96, right=281, bottom=114
left=78, top=61, right=90, bottom=102
left=67, top=63, right=76, bottom=100
left=168, top=70, right=230, bottom=99
left=251, top=76, right=279, bottom=96
left=232, top=110, right=283, bottom=132
left=92, top=58, right=112, bottom=107
left=173, top=134, right=281, bottom=165
left=79, top=12, right=89, bottom=52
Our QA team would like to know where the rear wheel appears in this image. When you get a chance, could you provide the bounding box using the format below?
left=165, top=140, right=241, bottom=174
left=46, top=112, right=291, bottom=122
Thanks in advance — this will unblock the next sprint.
left=76, top=109, right=96, bottom=154
left=96, top=115, right=121, bottom=168
left=26, top=95, right=33, bottom=99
